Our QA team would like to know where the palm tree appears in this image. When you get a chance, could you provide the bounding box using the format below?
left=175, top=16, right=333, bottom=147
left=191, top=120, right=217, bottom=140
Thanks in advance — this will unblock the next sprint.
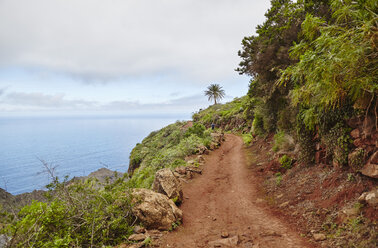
left=204, top=84, right=225, bottom=105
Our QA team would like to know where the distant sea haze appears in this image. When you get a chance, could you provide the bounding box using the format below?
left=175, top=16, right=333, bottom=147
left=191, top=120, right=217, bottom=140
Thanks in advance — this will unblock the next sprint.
left=0, top=115, right=187, bottom=195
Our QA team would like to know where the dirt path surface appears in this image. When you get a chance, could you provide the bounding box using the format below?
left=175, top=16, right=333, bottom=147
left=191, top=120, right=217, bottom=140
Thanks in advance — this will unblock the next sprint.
left=159, top=134, right=313, bottom=248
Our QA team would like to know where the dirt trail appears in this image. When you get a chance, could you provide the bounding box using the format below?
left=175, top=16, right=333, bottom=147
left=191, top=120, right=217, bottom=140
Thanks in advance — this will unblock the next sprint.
left=159, top=134, right=313, bottom=248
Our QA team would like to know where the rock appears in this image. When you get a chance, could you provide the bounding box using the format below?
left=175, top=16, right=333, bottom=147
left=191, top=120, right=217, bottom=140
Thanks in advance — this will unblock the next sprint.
left=369, top=151, right=378, bottom=164
left=221, top=231, right=229, bottom=238
left=313, top=233, right=326, bottom=241
left=128, top=233, right=147, bottom=241
left=0, top=235, right=8, bottom=248
left=279, top=201, right=290, bottom=208
left=211, top=132, right=224, bottom=145
left=186, top=165, right=202, bottom=174
left=361, top=163, right=378, bottom=178
left=173, top=172, right=184, bottom=178
left=339, top=206, right=360, bottom=222
left=152, top=168, right=183, bottom=204
left=350, top=129, right=360, bottom=139
left=197, top=155, right=205, bottom=163
left=131, top=188, right=182, bottom=230
left=133, top=226, right=146, bottom=234
left=174, top=166, right=186, bottom=175
left=348, top=148, right=366, bottom=171
left=353, top=139, right=364, bottom=147
left=276, top=194, right=284, bottom=199
left=185, top=171, right=193, bottom=179
left=358, top=188, right=378, bottom=207
left=198, top=145, right=208, bottom=155
left=146, top=229, right=163, bottom=239
left=209, top=235, right=239, bottom=247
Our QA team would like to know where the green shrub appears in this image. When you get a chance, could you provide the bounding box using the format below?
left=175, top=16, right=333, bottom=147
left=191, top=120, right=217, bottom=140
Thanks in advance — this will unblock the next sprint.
left=273, top=131, right=294, bottom=152
left=251, top=113, right=264, bottom=136
left=185, top=123, right=206, bottom=138
left=279, top=155, right=293, bottom=170
left=4, top=176, right=134, bottom=247
left=242, top=133, right=253, bottom=146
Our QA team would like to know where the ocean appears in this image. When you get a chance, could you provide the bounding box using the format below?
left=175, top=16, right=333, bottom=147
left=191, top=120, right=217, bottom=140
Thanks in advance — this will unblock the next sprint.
left=0, top=115, right=186, bottom=195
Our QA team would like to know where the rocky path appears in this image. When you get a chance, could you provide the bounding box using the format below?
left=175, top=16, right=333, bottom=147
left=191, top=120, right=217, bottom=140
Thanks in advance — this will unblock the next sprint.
left=159, top=134, right=313, bottom=248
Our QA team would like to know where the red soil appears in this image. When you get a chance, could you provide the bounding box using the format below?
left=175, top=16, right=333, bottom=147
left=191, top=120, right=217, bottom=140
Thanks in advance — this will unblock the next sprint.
left=159, top=134, right=314, bottom=247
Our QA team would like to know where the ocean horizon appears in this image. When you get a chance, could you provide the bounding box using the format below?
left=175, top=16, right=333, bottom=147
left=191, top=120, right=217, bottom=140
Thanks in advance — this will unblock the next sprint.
left=0, top=114, right=189, bottom=195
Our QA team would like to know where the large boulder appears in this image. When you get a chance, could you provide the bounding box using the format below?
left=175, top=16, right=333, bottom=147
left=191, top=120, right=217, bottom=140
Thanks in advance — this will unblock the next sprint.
left=152, top=168, right=183, bottom=204
left=131, top=188, right=182, bottom=230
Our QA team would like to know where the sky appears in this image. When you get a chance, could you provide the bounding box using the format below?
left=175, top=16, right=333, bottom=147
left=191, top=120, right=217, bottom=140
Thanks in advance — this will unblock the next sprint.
left=0, top=0, right=271, bottom=117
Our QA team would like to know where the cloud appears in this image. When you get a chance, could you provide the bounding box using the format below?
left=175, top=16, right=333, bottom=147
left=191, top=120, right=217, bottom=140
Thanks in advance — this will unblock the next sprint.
left=0, top=87, right=7, bottom=96
left=0, top=90, right=215, bottom=114
left=4, top=92, right=96, bottom=110
left=0, top=0, right=270, bottom=82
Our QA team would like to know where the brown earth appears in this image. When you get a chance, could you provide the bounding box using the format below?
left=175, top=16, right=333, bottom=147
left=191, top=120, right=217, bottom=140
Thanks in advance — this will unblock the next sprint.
left=158, top=134, right=315, bottom=248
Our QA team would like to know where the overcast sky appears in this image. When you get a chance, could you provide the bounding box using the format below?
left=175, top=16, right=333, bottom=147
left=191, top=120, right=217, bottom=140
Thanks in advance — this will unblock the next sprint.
left=0, top=0, right=271, bottom=117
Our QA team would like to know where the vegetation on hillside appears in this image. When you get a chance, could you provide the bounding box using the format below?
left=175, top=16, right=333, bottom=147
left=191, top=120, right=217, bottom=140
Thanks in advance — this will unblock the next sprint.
left=0, top=121, right=215, bottom=247
left=236, top=0, right=377, bottom=164
left=128, top=121, right=213, bottom=188
left=192, top=96, right=252, bottom=132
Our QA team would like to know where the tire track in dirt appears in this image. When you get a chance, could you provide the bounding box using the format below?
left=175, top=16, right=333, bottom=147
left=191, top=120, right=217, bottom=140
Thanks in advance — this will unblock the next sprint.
left=159, top=134, right=313, bottom=247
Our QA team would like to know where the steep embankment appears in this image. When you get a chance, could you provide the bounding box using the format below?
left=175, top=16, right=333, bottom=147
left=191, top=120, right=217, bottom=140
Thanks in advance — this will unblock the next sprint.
left=159, top=134, right=313, bottom=248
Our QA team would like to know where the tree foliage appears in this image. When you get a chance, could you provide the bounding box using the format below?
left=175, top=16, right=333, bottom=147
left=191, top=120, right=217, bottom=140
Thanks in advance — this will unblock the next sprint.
left=280, top=0, right=377, bottom=129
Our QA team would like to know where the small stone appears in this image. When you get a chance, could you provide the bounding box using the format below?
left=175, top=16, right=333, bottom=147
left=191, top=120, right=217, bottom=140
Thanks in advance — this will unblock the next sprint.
left=212, top=217, right=217, bottom=221
left=133, top=226, right=146, bottom=234
left=350, top=129, right=360, bottom=139
left=209, top=235, right=239, bottom=247
left=313, top=233, right=326, bottom=241
left=174, top=166, right=186, bottom=175
left=358, top=189, right=378, bottom=207
left=260, top=231, right=282, bottom=237
left=279, top=201, right=290, bottom=208
left=128, top=233, right=147, bottom=241
left=221, top=231, right=229, bottom=238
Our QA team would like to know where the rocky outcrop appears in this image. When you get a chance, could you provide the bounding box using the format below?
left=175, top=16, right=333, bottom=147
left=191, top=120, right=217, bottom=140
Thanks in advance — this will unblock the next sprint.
left=152, top=168, right=183, bottom=204
left=131, top=188, right=182, bottom=230
left=174, top=165, right=203, bottom=180
left=345, top=115, right=377, bottom=178
left=210, top=132, right=225, bottom=150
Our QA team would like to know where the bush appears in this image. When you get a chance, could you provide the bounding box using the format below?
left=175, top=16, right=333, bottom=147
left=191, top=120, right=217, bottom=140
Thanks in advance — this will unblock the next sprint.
left=279, top=155, right=293, bottom=170
left=242, top=133, right=253, bottom=146
left=4, top=176, right=135, bottom=247
left=251, top=113, right=264, bottom=136
left=273, top=131, right=295, bottom=152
